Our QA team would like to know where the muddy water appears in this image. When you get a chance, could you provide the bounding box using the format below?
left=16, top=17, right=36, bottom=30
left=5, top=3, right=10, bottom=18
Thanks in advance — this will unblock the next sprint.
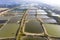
left=24, top=20, right=44, bottom=33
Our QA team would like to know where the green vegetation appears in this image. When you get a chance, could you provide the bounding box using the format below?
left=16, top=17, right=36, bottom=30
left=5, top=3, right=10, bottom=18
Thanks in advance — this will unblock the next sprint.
left=44, top=24, right=60, bottom=37
left=50, top=38, right=60, bottom=40
left=0, top=24, right=3, bottom=28
left=0, top=23, right=19, bottom=38
left=21, top=36, right=47, bottom=40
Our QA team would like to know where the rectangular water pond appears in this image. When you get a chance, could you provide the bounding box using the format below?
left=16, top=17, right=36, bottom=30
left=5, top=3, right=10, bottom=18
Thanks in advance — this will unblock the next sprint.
left=0, top=20, right=7, bottom=24
left=37, top=15, right=50, bottom=19
left=8, top=16, right=22, bottom=23
left=41, top=18, right=57, bottom=23
left=24, top=19, right=44, bottom=35
left=27, top=15, right=36, bottom=20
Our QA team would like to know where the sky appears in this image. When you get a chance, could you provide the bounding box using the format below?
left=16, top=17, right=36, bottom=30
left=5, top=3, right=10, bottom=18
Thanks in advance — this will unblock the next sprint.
left=0, top=0, right=19, bottom=4
left=41, top=0, right=60, bottom=6
left=25, top=0, right=60, bottom=6
left=0, top=0, right=60, bottom=6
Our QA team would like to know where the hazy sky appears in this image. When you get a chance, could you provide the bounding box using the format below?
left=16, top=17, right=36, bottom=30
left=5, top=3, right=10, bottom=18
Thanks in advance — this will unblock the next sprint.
left=25, top=0, right=60, bottom=5
left=0, top=0, right=60, bottom=6
left=42, top=0, right=60, bottom=5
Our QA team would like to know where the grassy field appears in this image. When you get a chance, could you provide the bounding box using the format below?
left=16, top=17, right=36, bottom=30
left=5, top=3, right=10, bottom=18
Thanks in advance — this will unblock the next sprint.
left=43, top=24, right=60, bottom=37
left=0, top=23, right=19, bottom=39
left=21, top=36, right=47, bottom=40
left=0, top=24, right=3, bottom=28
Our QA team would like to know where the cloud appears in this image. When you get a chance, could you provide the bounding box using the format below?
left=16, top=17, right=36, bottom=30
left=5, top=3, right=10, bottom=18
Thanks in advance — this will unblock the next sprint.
left=0, top=0, right=60, bottom=6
